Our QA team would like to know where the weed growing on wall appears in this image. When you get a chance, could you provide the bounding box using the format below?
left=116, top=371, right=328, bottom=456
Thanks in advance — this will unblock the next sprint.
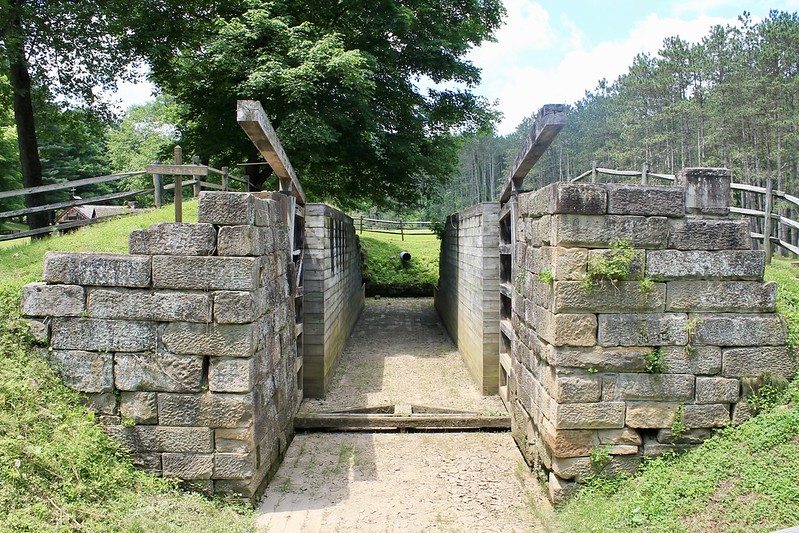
left=580, top=240, right=637, bottom=292
left=671, top=405, right=688, bottom=442
left=643, top=347, right=666, bottom=374
left=537, top=270, right=554, bottom=285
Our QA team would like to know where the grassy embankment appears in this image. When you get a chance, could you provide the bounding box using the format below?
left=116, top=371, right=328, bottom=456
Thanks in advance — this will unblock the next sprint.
left=556, top=258, right=799, bottom=532
left=358, top=229, right=439, bottom=296
left=0, top=201, right=255, bottom=532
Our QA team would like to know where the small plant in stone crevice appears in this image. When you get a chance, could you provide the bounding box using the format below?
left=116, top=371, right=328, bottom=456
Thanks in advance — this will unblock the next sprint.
left=671, top=404, right=688, bottom=442
left=581, top=240, right=638, bottom=292
left=644, top=347, right=666, bottom=374
left=638, top=276, right=655, bottom=296
left=683, top=318, right=702, bottom=357
left=589, top=446, right=612, bottom=471
left=537, top=269, right=554, bottom=285
left=742, top=372, right=791, bottom=415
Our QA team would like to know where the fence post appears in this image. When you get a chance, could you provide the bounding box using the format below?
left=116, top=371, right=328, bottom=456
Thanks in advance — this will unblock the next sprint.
left=400, top=220, right=404, bottom=241
left=152, top=160, right=163, bottom=209
left=591, top=161, right=598, bottom=183
left=360, top=215, right=363, bottom=234
left=192, top=155, right=202, bottom=197
left=764, top=178, right=773, bottom=265
left=173, top=145, right=183, bottom=223
left=641, top=162, right=649, bottom=186
left=222, top=166, right=229, bottom=191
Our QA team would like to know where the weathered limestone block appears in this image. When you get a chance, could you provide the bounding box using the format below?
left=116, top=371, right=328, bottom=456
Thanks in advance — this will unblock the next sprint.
left=554, top=402, right=626, bottom=429
left=643, top=440, right=695, bottom=457
left=668, top=218, right=750, bottom=250
left=555, top=374, right=601, bottom=403
left=214, top=453, right=256, bottom=480
left=26, top=319, right=49, bottom=343
left=217, top=226, right=275, bottom=256
left=646, top=250, right=765, bottom=280
left=554, top=281, right=665, bottom=313
left=543, top=428, right=594, bottom=458
left=213, top=290, right=261, bottom=324
left=51, top=318, right=154, bottom=352
left=158, top=392, right=253, bottom=428
left=198, top=191, right=270, bottom=226
left=552, top=214, right=668, bottom=248
left=162, top=322, right=256, bottom=357
left=625, top=402, right=680, bottom=428
left=215, top=428, right=255, bottom=454
left=598, top=313, right=688, bottom=347
left=722, top=346, right=797, bottom=378
left=666, top=281, right=776, bottom=313
left=128, top=223, right=216, bottom=256
left=547, top=346, right=648, bottom=372
left=87, top=288, right=211, bottom=322
left=106, top=425, right=213, bottom=453
left=661, top=346, right=722, bottom=375
left=617, top=373, right=694, bottom=401
left=656, top=428, right=713, bottom=444
left=152, top=255, right=260, bottom=291
left=548, top=473, right=578, bottom=504
left=132, top=453, right=162, bottom=474
left=21, top=283, right=85, bottom=317
left=162, top=453, right=214, bottom=479
left=550, top=247, right=588, bottom=280
left=732, top=401, right=752, bottom=425
left=678, top=167, right=731, bottom=215
left=696, top=377, right=739, bottom=404
left=693, top=314, right=786, bottom=346
left=43, top=252, right=151, bottom=287
left=521, top=184, right=607, bottom=218
left=682, top=404, right=730, bottom=428
left=531, top=306, right=596, bottom=347
left=552, top=454, right=641, bottom=482
left=587, top=248, right=645, bottom=280
left=209, top=358, right=256, bottom=393
left=119, top=392, right=158, bottom=424
left=115, top=352, right=203, bottom=392
left=606, top=185, right=685, bottom=217
left=52, top=350, right=113, bottom=393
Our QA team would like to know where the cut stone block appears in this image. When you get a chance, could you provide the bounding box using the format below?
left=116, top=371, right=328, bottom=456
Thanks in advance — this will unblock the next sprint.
left=531, top=306, right=596, bottom=347
left=26, top=319, right=49, bottom=343
left=88, top=288, right=211, bottom=323
left=554, top=374, right=601, bottom=403
left=157, top=392, right=253, bottom=428
left=625, top=402, right=680, bottom=428
left=162, top=322, right=256, bottom=357
left=209, top=357, right=257, bottom=393
left=598, top=313, right=688, bottom=347
left=217, top=226, right=275, bottom=256
left=656, top=428, right=713, bottom=444
left=106, top=425, right=213, bottom=453
left=119, top=391, right=158, bottom=424
left=668, top=218, right=750, bottom=251
left=550, top=247, right=588, bottom=281
left=214, top=453, right=256, bottom=480
left=606, top=185, right=685, bottom=217
left=547, top=346, right=648, bottom=372
left=21, top=283, right=85, bottom=317
left=617, top=373, right=694, bottom=401
left=661, top=346, right=721, bottom=375
left=548, top=472, right=578, bottom=504
left=198, top=191, right=262, bottom=226
left=554, top=281, right=665, bottom=313
left=152, top=255, right=260, bottom=291
left=666, top=281, right=776, bottom=313
left=115, top=352, right=203, bottom=392
left=554, top=402, right=626, bottom=429
left=213, top=291, right=261, bottom=324
left=51, top=318, right=155, bottom=352
left=682, top=404, right=730, bottom=428
left=162, top=453, right=214, bottom=479
left=215, top=428, right=255, bottom=454
left=53, top=350, right=114, bottom=393
left=722, top=347, right=797, bottom=378
left=129, top=223, right=216, bottom=256
left=695, top=377, right=739, bottom=404
left=678, top=167, right=731, bottom=215
left=552, top=214, right=669, bottom=248
left=693, top=314, right=786, bottom=347
left=646, top=250, right=764, bottom=280
left=43, top=252, right=151, bottom=287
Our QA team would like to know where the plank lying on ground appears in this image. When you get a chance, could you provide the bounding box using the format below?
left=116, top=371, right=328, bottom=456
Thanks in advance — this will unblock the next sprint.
left=295, top=413, right=511, bottom=430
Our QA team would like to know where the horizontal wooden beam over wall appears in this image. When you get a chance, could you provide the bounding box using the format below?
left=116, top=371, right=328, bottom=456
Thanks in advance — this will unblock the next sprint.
left=237, top=99, right=305, bottom=205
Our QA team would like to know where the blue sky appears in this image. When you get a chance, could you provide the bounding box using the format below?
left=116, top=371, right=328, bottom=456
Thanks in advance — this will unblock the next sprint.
left=112, top=1, right=799, bottom=134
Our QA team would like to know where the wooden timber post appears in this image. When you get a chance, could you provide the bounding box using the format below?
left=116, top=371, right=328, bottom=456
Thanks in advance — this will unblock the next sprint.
left=173, top=146, right=183, bottom=223
left=591, top=161, right=598, bottom=183
left=765, top=178, right=774, bottom=264
left=641, top=162, right=649, bottom=185
left=222, top=166, right=229, bottom=192
left=152, top=160, right=163, bottom=209
left=192, top=155, right=202, bottom=197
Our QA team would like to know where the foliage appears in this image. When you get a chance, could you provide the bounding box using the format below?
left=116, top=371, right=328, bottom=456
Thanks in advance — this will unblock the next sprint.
left=638, top=276, right=655, bottom=295
left=765, top=258, right=799, bottom=353
left=537, top=270, right=554, bottom=285
left=742, top=373, right=791, bottom=415
left=149, top=0, right=504, bottom=210
left=671, top=405, right=688, bottom=443
left=0, top=201, right=254, bottom=532
left=359, top=230, right=439, bottom=296
left=581, top=240, right=637, bottom=291
left=589, top=446, right=611, bottom=471
left=643, top=347, right=666, bottom=374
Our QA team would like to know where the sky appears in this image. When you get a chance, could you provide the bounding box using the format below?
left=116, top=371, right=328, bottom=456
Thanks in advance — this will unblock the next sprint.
left=112, top=1, right=799, bottom=135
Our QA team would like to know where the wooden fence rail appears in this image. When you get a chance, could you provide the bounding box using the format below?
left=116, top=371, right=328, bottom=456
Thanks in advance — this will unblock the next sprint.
left=357, top=216, right=432, bottom=241
left=571, top=164, right=799, bottom=263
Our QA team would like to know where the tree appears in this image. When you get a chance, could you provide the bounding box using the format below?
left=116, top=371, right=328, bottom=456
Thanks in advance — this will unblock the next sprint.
left=150, top=0, right=504, bottom=209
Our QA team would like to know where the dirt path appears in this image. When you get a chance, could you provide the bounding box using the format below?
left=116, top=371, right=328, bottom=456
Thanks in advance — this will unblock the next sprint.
left=257, top=298, right=553, bottom=532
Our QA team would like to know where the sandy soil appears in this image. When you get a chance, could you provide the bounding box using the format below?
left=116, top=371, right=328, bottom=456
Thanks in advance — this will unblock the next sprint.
left=257, top=297, right=553, bottom=532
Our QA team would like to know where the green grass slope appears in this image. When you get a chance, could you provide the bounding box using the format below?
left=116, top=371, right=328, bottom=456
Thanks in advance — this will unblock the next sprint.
left=557, top=258, right=799, bottom=532
left=358, top=229, right=440, bottom=296
left=0, top=201, right=255, bottom=532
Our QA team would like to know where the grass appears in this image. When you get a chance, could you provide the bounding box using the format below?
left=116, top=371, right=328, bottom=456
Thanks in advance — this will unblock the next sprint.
left=358, top=229, right=440, bottom=296
left=0, top=200, right=256, bottom=532
left=556, top=257, right=799, bottom=532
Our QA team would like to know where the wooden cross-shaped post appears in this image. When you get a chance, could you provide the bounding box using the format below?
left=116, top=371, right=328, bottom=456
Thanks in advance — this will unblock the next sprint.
left=146, top=146, right=209, bottom=222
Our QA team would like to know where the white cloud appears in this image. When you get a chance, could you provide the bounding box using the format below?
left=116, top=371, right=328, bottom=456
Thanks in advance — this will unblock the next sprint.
left=476, top=10, right=739, bottom=134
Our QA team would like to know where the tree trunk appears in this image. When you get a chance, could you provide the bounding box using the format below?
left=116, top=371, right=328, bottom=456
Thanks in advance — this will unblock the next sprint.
left=7, top=13, right=49, bottom=234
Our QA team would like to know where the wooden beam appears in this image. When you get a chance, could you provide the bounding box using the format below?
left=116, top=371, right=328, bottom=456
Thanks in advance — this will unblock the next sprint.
left=0, top=188, right=151, bottom=219
left=237, top=100, right=305, bottom=205
left=145, top=164, right=209, bottom=176
left=0, top=171, right=145, bottom=200
left=295, top=413, right=511, bottom=430
left=500, top=104, right=567, bottom=203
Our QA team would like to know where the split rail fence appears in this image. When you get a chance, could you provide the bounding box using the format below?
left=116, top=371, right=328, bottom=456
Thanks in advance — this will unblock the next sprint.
left=571, top=162, right=799, bottom=263
left=356, top=217, right=433, bottom=240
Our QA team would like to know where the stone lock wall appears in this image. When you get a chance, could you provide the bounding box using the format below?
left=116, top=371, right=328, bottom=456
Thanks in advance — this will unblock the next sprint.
left=22, top=191, right=299, bottom=500
left=303, top=204, right=365, bottom=398
left=508, top=169, right=797, bottom=502
left=435, top=202, right=500, bottom=394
